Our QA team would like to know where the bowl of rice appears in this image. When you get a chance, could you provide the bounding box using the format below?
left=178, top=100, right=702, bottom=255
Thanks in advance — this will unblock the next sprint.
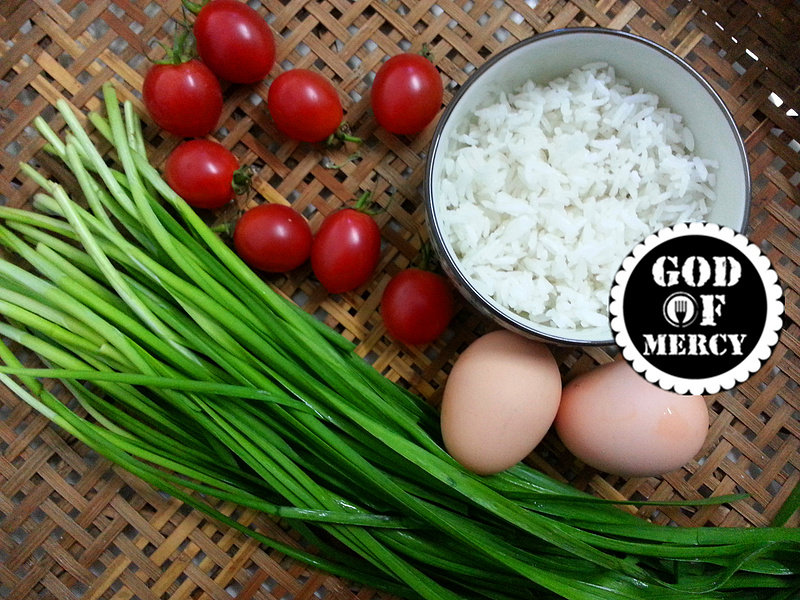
left=424, top=27, right=750, bottom=346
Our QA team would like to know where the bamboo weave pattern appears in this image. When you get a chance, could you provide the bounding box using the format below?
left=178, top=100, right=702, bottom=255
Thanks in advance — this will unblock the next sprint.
left=0, top=1, right=798, bottom=599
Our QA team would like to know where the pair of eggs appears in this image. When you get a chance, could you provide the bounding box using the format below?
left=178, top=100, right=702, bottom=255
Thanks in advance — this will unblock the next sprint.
left=440, top=330, right=709, bottom=477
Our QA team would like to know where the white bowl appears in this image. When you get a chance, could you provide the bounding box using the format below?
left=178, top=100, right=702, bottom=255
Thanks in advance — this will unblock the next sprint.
left=424, top=28, right=750, bottom=346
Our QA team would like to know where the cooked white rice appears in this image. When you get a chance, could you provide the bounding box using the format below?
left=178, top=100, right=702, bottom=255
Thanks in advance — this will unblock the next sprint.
left=439, top=62, right=716, bottom=330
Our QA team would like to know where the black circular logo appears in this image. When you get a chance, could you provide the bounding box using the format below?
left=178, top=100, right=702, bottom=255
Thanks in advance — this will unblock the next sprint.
left=610, top=223, right=783, bottom=395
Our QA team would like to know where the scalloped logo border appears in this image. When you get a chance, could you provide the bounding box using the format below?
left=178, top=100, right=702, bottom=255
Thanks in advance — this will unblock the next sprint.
left=609, top=223, right=784, bottom=395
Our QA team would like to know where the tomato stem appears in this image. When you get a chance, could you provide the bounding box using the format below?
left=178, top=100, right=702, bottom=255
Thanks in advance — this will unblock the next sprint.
left=323, top=152, right=361, bottom=170
left=326, top=122, right=362, bottom=147
left=354, top=190, right=372, bottom=212
left=412, top=241, right=441, bottom=273
left=351, top=175, right=397, bottom=216
left=350, top=190, right=386, bottom=217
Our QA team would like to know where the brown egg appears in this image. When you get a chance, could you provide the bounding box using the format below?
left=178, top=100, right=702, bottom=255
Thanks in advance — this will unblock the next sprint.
left=554, top=361, right=709, bottom=477
left=440, top=330, right=562, bottom=476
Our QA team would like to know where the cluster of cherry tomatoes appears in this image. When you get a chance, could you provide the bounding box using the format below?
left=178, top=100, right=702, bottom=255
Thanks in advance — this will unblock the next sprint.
left=142, top=0, right=453, bottom=346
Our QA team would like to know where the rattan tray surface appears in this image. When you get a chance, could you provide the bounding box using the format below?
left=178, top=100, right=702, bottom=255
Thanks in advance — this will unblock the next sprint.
left=0, top=1, right=798, bottom=599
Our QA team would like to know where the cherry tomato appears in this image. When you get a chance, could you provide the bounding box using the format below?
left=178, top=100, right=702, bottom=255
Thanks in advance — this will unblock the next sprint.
left=267, top=70, right=343, bottom=143
left=164, top=140, right=244, bottom=210
left=233, top=204, right=312, bottom=273
left=381, top=269, right=454, bottom=345
left=371, top=53, right=443, bottom=135
left=194, top=0, right=276, bottom=84
left=142, top=60, right=222, bottom=138
left=311, top=208, right=381, bottom=293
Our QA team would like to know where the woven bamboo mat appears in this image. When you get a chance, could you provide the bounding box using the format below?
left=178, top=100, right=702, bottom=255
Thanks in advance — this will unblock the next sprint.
left=0, top=0, right=798, bottom=598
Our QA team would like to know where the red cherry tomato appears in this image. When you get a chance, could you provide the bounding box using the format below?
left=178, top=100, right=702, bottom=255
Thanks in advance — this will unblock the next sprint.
left=311, top=208, right=381, bottom=293
left=233, top=204, right=312, bottom=273
left=142, top=60, right=223, bottom=138
left=381, top=269, right=454, bottom=345
left=371, top=53, right=443, bottom=135
left=267, top=70, right=343, bottom=142
left=194, top=0, right=276, bottom=84
left=165, top=140, right=242, bottom=210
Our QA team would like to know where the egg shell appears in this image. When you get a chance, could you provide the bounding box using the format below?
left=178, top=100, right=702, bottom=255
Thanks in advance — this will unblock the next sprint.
left=440, top=330, right=562, bottom=476
left=554, top=361, right=709, bottom=477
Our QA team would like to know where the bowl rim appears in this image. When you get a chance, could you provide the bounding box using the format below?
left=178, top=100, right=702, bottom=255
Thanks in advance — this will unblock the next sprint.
left=423, top=26, right=752, bottom=347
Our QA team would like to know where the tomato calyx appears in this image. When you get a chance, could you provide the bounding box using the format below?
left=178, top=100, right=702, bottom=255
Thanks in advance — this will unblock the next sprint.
left=181, top=0, right=208, bottom=15
left=210, top=221, right=233, bottom=236
left=419, top=43, right=435, bottom=63
left=325, top=122, right=362, bottom=147
left=349, top=190, right=385, bottom=217
left=153, top=20, right=195, bottom=65
left=231, top=166, right=252, bottom=196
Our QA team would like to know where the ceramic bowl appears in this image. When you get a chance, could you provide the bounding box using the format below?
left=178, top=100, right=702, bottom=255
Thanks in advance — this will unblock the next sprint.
left=424, top=27, right=750, bottom=346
